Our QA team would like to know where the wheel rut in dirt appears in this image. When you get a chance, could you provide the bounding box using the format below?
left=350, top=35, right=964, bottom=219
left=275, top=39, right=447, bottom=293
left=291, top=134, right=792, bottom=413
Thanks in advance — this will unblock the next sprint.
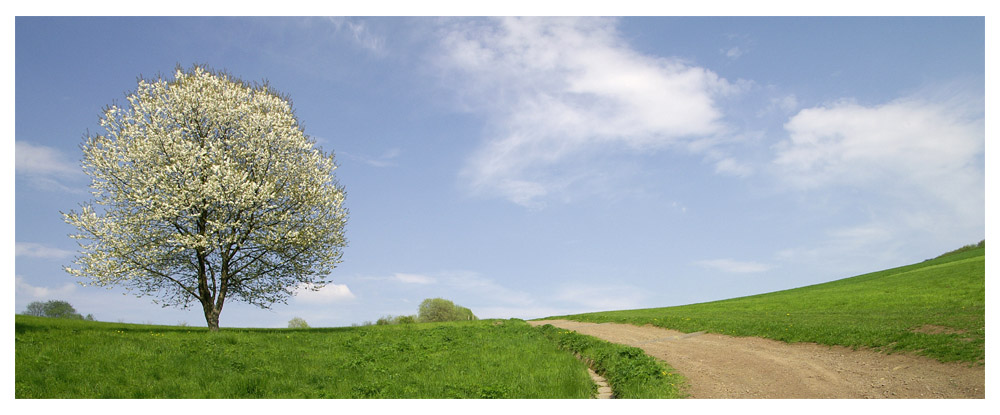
left=530, top=319, right=984, bottom=399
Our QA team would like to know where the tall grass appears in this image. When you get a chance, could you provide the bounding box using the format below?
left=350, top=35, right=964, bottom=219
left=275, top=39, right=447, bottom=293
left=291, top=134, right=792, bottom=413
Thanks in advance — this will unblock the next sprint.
left=535, top=324, right=685, bottom=398
left=546, top=246, right=985, bottom=364
left=15, top=318, right=595, bottom=398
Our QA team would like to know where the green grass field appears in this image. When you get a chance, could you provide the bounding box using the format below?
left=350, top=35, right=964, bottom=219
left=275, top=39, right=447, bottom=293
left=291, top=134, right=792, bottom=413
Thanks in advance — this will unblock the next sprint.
left=545, top=244, right=985, bottom=364
left=15, top=318, right=603, bottom=398
left=15, top=243, right=984, bottom=398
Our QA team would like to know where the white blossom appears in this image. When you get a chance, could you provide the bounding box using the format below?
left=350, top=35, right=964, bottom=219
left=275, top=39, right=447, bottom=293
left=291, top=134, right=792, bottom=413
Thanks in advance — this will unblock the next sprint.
left=63, top=66, right=348, bottom=330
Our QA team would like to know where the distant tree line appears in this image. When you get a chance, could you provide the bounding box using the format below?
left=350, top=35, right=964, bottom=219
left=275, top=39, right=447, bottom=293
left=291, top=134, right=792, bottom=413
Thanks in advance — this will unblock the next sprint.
left=375, top=297, right=478, bottom=326
left=22, top=300, right=94, bottom=321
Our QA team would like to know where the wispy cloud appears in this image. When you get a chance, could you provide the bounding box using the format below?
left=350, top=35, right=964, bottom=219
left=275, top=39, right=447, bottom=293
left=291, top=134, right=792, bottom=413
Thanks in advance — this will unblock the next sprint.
left=696, top=258, right=772, bottom=274
left=722, top=46, right=744, bottom=60
left=554, top=284, right=648, bottom=311
left=15, top=141, right=86, bottom=192
left=15, top=275, right=78, bottom=299
left=435, top=270, right=535, bottom=307
left=775, top=222, right=902, bottom=279
left=435, top=17, right=738, bottom=207
left=392, top=273, right=436, bottom=284
left=16, top=242, right=76, bottom=259
left=758, top=94, right=799, bottom=117
left=722, top=33, right=753, bottom=62
left=341, top=147, right=401, bottom=168
left=325, top=17, right=386, bottom=56
left=713, top=157, right=755, bottom=177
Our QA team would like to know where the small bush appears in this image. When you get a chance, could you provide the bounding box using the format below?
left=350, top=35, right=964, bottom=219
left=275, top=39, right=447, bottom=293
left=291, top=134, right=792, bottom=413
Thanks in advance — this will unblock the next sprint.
left=287, top=317, right=310, bottom=329
left=394, top=315, right=416, bottom=324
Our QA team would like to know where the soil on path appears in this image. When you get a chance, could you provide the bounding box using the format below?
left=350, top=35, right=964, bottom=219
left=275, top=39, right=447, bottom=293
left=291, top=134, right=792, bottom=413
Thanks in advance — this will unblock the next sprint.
left=530, top=320, right=984, bottom=399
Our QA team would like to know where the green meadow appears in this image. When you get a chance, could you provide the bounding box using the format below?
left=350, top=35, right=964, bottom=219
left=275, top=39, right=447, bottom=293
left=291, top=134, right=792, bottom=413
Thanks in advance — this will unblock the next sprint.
left=15, top=316, right=685, bottom=399
left=15, top=243, right=984, bottom=398
left=15, top=318, right=605, bottom=398
left=546, top=243, right=986, bottom=364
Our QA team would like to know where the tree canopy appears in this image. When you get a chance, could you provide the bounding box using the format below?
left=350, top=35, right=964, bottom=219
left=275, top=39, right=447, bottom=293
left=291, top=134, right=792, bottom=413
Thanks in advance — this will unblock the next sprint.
left=417, top=298, right=478, bottom=323
left=287, top=317, right=310, bottom=329
left=63, top=66, right=348, bottom=331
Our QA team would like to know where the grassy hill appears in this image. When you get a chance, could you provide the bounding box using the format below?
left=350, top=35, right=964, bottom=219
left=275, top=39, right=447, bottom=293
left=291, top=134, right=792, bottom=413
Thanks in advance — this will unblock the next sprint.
left=544, top=243, right=985, bottom=364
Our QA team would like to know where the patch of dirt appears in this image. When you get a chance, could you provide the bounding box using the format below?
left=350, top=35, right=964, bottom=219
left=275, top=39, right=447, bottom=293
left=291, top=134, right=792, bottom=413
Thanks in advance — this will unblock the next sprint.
left=530, top=320, right=984, bottom=399
left=911, top=324, right=966, bottom=335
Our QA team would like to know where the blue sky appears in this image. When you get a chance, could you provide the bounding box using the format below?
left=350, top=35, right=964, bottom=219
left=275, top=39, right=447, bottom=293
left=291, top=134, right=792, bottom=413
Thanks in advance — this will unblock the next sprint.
left=11, top=15, right=988, bottom=329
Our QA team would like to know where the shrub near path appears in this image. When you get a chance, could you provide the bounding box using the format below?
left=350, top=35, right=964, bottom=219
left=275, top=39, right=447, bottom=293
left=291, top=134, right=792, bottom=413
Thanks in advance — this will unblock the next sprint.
left=533, top=323, right=686, bottom=398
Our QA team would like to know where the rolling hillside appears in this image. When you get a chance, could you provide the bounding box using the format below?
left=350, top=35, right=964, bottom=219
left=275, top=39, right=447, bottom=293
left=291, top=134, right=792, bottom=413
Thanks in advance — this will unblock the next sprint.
left=545, top=242, right=985, bottom=363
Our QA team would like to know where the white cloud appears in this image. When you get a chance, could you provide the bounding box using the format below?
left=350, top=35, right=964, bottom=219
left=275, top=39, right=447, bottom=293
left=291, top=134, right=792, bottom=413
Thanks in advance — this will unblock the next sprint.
left=771, top=89, right=984, bottom=272
left=773, top=92, right=984, bottom=235
left=436, top=17, right=737, bottom=207
left=775, top=96, right=983, bottom=193
left=15, top=141, right=80, bottom=178
left=696, top=258, right=772, bottom=274
left=15, top=275, right=78, bottom=299
left=293, top=283, right=355, bottom=304
left=16, top=242, right=76, bottom=259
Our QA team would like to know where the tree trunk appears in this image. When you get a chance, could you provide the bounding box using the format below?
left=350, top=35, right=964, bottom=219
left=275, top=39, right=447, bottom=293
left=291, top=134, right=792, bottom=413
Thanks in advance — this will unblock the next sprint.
left=203, top=304, right=221, bottom=332
left=194, top=208, right=221, bottom=332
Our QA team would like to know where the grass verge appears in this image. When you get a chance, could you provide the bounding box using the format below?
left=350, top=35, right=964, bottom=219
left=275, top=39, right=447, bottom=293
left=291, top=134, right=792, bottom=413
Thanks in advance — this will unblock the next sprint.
left=535, top=324, right=686, bottom=398
left=15, top=317, right=594, bottom=398
left=546, top=245, right=985, bottom=364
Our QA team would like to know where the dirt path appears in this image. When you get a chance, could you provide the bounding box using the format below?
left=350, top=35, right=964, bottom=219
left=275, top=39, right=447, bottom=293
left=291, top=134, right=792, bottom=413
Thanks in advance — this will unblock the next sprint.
left=530, top=320, right=984, bottom=399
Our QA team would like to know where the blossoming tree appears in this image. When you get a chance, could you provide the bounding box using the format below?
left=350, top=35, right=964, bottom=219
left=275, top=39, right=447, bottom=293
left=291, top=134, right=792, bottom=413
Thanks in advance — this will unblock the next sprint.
left=63, top=66, right=348, bottom=331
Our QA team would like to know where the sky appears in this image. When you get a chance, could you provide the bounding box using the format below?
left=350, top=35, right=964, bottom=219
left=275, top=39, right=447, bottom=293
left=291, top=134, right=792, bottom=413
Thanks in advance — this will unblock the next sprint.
left=9, top=13, right=989, bottom=329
